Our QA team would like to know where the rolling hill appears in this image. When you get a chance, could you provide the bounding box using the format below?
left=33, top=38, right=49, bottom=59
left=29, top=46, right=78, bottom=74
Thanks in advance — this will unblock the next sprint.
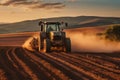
left=0, top=16, right=120, bottom=34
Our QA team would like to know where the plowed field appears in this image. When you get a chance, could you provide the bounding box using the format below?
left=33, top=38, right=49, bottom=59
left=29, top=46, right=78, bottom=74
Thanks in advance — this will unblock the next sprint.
left=0, top=32, right=120, bottom=80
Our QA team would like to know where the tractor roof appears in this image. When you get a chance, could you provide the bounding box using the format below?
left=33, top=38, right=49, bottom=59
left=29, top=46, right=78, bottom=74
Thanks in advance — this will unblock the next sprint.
left=45, top=22, right=61, bottom=25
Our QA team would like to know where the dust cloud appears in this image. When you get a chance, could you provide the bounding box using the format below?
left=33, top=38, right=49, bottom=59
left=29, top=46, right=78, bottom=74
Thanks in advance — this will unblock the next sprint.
left=22, top=30, right=120, bottom=53
left=66, top=31, right=120, bottom=53
left=22, top=37, right=34, bottom=51
left=22, top=34, right=38, bottom=51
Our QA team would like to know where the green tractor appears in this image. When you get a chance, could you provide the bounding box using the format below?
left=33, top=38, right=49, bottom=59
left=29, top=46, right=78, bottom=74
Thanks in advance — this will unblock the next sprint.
left=32, top=21, right=71, bottom=53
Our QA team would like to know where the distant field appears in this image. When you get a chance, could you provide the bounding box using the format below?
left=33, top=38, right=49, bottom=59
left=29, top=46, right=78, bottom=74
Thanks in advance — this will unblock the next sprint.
left=0, top=16, right=120, bottom=34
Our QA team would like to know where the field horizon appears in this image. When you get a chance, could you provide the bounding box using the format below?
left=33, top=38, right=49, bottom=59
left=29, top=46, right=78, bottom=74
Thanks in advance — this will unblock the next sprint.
left=0, top=15, right=120, bottom=34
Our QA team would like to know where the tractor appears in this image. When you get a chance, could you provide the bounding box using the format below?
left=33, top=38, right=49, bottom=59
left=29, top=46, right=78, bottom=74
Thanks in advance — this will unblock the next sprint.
left=32, top=21, right=71, bottom=53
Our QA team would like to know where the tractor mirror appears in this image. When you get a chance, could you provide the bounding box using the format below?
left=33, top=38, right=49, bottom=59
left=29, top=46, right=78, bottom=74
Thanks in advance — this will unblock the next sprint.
left=39, top=21, right=43, bottom=26
left=40, top=25, right=43, bottom=31
left=65, top=23, right=68, bottom=27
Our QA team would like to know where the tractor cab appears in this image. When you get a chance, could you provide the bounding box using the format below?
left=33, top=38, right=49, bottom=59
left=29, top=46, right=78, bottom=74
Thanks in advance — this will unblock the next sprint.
left=39, top=22, right=62, bottom=33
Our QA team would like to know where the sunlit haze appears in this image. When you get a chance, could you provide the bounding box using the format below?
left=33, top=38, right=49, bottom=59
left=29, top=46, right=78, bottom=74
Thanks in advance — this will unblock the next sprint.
left=0, top=0, right=120, bottom=23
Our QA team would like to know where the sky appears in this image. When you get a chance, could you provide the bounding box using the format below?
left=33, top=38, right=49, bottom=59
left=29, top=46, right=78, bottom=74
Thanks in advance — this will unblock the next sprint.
left=0, top=0, right=120, bottom=23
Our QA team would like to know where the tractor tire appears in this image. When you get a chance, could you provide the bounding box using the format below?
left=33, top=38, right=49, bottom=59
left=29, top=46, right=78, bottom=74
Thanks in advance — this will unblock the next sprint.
left=38, top=36, right=41, bottom=52
left=38, top=32, right=45, bottom=52
left=65, top=38, right=71, bottom=53
left=43, top=39, right=51, bottom=53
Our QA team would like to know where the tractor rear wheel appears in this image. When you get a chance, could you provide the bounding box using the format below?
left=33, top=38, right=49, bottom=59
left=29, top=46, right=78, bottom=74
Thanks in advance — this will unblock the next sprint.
left=43, top=39, right=51, bottom=53
left=65, top=38, right=71, bottom=53
left=38, top=36, right=41, bottom=52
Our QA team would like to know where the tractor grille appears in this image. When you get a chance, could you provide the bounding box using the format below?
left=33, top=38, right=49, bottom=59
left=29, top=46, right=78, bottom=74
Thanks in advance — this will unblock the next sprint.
left=54, top=36, right=61, bottom=40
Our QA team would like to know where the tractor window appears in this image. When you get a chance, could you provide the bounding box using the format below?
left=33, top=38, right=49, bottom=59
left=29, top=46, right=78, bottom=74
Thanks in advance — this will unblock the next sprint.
left=47, top=24, right=60, bottom=31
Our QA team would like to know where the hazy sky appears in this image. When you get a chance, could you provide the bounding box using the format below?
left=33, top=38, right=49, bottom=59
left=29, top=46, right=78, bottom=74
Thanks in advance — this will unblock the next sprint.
left=0, top=0, right=120, bottom=23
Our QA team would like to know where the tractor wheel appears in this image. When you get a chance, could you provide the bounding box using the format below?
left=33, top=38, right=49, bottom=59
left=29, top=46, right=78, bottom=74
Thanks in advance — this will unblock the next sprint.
left=43, top=39, right=51, bottom=53
left=38, top=33, right=45, bottom=52
left=38, top=36, right=41, bottom=52
left=65, top=38, right=71, bottom=53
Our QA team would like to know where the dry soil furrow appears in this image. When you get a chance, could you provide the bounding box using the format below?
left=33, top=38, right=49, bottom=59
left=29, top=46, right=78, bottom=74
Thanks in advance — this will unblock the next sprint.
left=23, top=49, right=69, bottom=80
left=67, top=53, right=120, bottom=79
left=63, top=52, right=120, bottom=70
left=87, top=55, right=118, bottom=68
left=69, top=53, right=120, bottom=74
left=0, top=48, right=8, bottom=80
left=65, top=52, right=120, bottom=79
left=35, top=51, right=103, bottom=80
left=1, top=46, right=120, bottom=80
left=86, top=54, right=120, bottom=68
left=6, top=48, right=32, bottom=80
left=77, top=53, right=120, bottom=69
left=12, top=48, right=39, bottom=80
left=22, top=50, right=59, bottom=80
left=13, top=47, right=50, bottom=80
left=51, top=52, right=115, bottom=80
left=77, top=54, right=120, bottom=73
left=0, top=47, right=25, bottom=80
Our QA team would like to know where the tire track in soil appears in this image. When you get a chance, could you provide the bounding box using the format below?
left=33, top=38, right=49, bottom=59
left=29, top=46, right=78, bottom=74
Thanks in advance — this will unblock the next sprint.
left=0, top=47, right=26, bottom=80
left=33, top=51, right=97, bottom=80
left=73, top=53, right=120, bottom=73
left=51, top=53, right=112, bottom=80
left=71, top=53, right=120, bottom=79
left=23, top=49, right=70, bottom=80
left=64, top=53, right=120, bottom=79
left=51, top=52, right=119, bottom=80
left=0, top=48, right=8, bottom=80
left=13, top=47, right=50, bottom=80
left=6, top=48, right=32, bottom=80
left=80, top=53, right=120, bottom=69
